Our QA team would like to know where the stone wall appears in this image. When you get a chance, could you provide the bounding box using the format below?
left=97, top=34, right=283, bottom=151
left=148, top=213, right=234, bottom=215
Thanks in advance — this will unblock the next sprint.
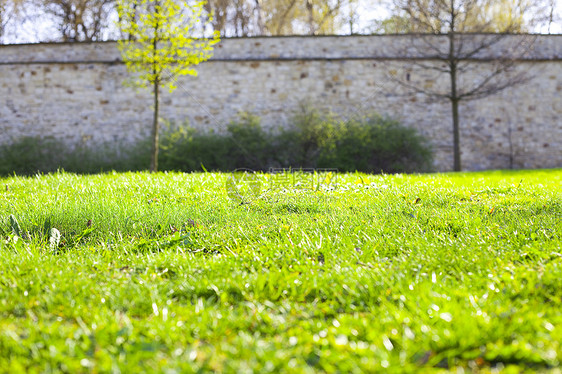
left=1, top=35, right=561, bottom=171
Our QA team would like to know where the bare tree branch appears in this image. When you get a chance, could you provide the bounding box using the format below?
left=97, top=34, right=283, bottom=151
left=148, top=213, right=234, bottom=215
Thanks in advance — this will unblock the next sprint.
left=383, top=0, right=545, bottom=171
left=35, top=0, right=115, bottom=42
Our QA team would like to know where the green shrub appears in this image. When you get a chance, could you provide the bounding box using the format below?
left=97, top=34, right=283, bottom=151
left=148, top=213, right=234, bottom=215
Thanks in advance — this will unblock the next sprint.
left=318, top=114, right=433, bottom=173
left=275, top=106, right=432, bottom=173
left=0, top=137, right=59, bottom=175
left=159, top=108, right=433, bottom=174
left=274, top=107, right=341, bottom=168
left=0, top=108, right=432, bottom=176
left=159, top=113, right=272, bottom=172
left=0, top=137, right=149, bottom=176
left=226, top=112, right=273, bottom=170
left=159, top=124, right=230, bottom=172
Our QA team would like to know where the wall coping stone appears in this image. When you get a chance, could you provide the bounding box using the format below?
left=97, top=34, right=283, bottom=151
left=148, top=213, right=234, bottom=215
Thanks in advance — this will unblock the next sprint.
left=1, top=34, right=561, bottom=65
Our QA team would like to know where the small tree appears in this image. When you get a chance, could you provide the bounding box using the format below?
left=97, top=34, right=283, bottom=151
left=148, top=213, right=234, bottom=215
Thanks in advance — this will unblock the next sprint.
left=117, top=0, right=220, bottom=172
left=383, top=0, right=549, bottom=171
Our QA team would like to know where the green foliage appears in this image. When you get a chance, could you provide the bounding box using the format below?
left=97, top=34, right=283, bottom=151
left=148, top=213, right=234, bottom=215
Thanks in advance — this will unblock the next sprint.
left=225, top=112, right=272, bottom=170
left=8, top=214, right=21, bottom=236
left=321, top=114, right=433, bottom=173
left=158, top=113, right=273, bottom=171
left=280, top=106, right=433, bottom=173
left=158, top=122, right=232, bottom=172
left=0, top=170, right=561, bottom=371
left=373, top=14, right=417, bottom=33
left=0, top=108, right=431, bottom=176
left=116, top=0, right=220, bottom=172
left=275, top=106, right=341, bottom=168
left=0, top=137, right=58, bottom=175
left=0, top=137, right=150, bottom=176
left=116, top=0, right=220, bottom=91
left=159, top=108, right=433, bottom=173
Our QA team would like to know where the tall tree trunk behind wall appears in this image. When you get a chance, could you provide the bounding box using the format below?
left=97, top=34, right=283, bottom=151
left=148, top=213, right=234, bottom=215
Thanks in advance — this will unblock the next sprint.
left=448, top=30, right=461, bottom=172
left=451, top=98, right=461, bottom=172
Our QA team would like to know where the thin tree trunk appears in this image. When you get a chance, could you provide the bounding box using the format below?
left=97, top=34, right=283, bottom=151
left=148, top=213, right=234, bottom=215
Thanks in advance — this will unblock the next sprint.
left=255, top=0, right=265, bottom=35
left=306, top=0, right=314, bottom=35
left=451, top=97, right=461, bottom=172
left=128, top=3, right=138, bottom=41
left=448, top=30, right=461, bottom=172
left=0, top=5, right=4, bottom=43
left=151, top=1, right=160, bottom=173
left=548, top=0, right=554, bottom=34
left=276, top=0, right=297, bottom=34
left=507, top=121, right=514, bottom=169
left=151, top=79, right=160, bottom=172
left=348, top=0, right=354, bottom=35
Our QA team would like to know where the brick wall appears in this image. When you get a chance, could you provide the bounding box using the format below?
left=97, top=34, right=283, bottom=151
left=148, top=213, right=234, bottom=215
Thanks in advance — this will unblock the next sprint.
left=1, top=35, right=560, bottom=171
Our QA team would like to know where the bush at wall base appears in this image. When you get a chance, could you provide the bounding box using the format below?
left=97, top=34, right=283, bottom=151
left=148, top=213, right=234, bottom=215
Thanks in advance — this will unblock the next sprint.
left=0, top=137, right=150, bottom=176
left=159, top=108, right=433, bottom=174
left=0, top=109, right=433, bottom=176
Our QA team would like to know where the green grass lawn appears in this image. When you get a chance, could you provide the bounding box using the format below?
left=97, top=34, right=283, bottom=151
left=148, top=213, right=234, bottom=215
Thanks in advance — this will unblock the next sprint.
left=1, top=169, right=561, bottom=373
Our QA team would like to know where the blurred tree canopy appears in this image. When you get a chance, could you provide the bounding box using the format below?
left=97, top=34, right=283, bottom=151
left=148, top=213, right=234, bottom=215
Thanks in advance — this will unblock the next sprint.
left=0, top=0, right=557, bottom=43
left=375, top=0, right=553, bottom=33
left=38, top=0, right=115, bottom=41
left=0, top=0, right=25, bottom=43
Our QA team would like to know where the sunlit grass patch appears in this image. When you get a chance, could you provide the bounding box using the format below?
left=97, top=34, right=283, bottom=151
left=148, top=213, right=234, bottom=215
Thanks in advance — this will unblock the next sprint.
left=0, top=169, right=561, bottom=372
